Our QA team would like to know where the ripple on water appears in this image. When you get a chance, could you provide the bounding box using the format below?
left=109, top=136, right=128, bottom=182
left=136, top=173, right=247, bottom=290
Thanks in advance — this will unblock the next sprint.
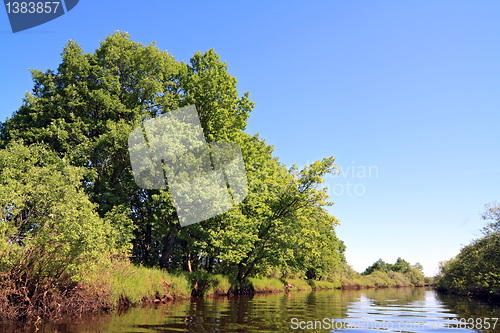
left=331, top=290, right=500, bottom=333
left=6, top=288, right=500, bottom=332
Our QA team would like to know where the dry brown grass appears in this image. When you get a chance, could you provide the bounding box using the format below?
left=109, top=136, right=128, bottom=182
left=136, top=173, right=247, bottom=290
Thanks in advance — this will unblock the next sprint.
left=0, top=271, right=113, bottom=323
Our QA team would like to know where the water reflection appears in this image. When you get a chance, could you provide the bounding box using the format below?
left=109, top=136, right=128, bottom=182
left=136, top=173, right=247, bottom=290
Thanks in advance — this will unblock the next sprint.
left=338, top=289, right=500, bottom=333
left=3, top=288, right=500, bottom=333
left=436, top=293, right=500, bottom=328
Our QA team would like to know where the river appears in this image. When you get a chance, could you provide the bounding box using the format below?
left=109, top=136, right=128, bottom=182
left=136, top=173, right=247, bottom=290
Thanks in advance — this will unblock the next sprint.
left=4, top=287, right=500, bottom=332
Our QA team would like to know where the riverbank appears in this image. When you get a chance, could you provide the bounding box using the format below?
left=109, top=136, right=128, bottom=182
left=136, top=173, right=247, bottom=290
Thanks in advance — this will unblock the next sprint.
left=7, top=286, right=490, bottom=333
left=85, top=261, right=428, bottom=309
left=95, top=261, right=423, bottom=306
left=435, top=286, right=500, bottom=304
left=0, top=259, right=427, bottom=323
left=89, top=260, right=344, bottom=304
left=435, top=230, right=499, bottom=303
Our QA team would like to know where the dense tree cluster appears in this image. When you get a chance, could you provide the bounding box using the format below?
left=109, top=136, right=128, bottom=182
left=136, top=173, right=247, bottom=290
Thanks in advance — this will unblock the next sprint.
left=0, top=32, right=345, bottom=285
left=361, top=258, right=425, bottom=287
left=436, top=202, right=500, bottom=299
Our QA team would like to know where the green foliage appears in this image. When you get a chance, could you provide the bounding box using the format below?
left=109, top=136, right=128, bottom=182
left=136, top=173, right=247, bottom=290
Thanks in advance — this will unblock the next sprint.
left=285, top=278, right=313, bottom=291
left=204, top=274, right=232, bottom=296
left=436, top=233, right=500, bottom=296
left=436, top=203, right=500, bottom=298
left=177, top=49, right=253, bottom=142
left=362, top=259, right=390, bottom=275
left=188, top=271, right=232, bottom=296
left=228, top=155, right=344, bottom=283
left=0, top=32, right=182, bottom=267
left=360, top=258, right=424, bottom=287
left=424, top=276, right=435, bottom=286
left=481, top=201, right=500, bottom=235
left=387, top=271, right=412, bottom=287
left=0, top=31, right=350, bottom=306
left=85, top=260, right=191, bottom=304
left=340, top=270, right=414, bottom=289
left=308, top=280, right=342, bottom=290
left=0, top=141, right=131, bottom=281
left=362, top=271, right=395, bottom=287
left=247, top=277, right=284, bottom=293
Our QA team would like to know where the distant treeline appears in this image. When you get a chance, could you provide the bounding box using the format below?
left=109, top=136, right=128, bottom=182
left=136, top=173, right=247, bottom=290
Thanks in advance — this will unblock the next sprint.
left=341, top=258, right=425, bottom=288
left=436, top=202, right=500, bottom=301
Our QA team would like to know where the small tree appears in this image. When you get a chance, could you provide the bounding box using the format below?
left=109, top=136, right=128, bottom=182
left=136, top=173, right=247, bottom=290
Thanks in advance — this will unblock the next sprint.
left=0, top=141, right=131, bottom=282
left=482, top=201, right=500, bottom=235
left=363, top=259, right=389, bottom=275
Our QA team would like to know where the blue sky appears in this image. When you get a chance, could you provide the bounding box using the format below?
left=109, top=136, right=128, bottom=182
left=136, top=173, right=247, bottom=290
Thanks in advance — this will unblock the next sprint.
left=1, top=1, right=499, bottom=276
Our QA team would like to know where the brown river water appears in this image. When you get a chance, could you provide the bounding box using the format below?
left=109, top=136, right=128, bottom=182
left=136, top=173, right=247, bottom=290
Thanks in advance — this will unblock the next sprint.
left=3, top=287, right=500, bottom=332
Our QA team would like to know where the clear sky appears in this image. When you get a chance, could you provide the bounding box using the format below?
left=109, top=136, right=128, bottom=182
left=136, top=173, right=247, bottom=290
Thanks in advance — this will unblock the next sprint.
left=1, top=1, right=499, bottom=276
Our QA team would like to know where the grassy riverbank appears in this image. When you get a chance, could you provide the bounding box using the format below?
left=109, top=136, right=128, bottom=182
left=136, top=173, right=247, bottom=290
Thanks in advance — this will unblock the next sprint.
left=84, top=260, right=422, bottom=308
left=0, top=258, right=426, bottom=322
left=87, top=261, right=344, bottom=304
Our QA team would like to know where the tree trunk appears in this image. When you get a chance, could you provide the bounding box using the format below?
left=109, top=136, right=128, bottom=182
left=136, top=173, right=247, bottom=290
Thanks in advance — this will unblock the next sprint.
left=144, top=224, right=152, bottom=264
left=205, top=256, right=214, bottom=272
left=187, top=252, right=192, bottom=273
left=159, top=232, right=176, bottom=269
left=236, top=239, right=269, bottom=283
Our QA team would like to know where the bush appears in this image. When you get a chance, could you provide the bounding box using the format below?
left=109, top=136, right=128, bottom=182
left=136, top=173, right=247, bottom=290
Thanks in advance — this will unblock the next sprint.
left=190, top=272, right=232, bottom=296
left=424, top=276, right=435, bottom=286
left=436, top=232, right=500, bottom=297
left=0, top=142, right=132, bottom=320
left=340, top=269, right=416, bottom=289
left=387, top=271, right=411, bottom=287
left=361, top=271, right=393, bottom=287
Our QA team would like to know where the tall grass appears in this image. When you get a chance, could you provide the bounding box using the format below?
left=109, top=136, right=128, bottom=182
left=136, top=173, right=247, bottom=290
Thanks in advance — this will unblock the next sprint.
left=205, top=274, right=232, bottom=296
left=190, top=272, right=232, bottom=296
left=247, top=277, right=284, bottom=293
left=286, top=279, right=312, bottom=291
left=308, top=280, right=342, bottom=290
left=85, top=260, right=191, bottom=305
left=83, top=260, right=418, bottom=310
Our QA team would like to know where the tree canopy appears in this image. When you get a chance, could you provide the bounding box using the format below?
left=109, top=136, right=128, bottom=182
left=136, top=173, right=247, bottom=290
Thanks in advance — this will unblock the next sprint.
left=481, top=201, right=500, bottom=236
left=0, top=31, right=346, bottom=284
left=362, top=258, right=425, bottom=286
left=436, top=202, right=500, bottom=298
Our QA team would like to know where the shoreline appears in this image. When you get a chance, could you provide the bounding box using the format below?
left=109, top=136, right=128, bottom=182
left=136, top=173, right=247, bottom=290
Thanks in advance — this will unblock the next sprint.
left=435, top=287, right=500, bottom=305
left=0, top=260, right=427, bottom=324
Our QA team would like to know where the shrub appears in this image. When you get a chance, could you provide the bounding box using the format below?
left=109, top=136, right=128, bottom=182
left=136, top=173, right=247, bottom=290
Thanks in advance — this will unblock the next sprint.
left=387, top=271, right=411, bottom=287
left=436, top=233, right=500, bottom=297
left=0, top=142, right=132, bottom=320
